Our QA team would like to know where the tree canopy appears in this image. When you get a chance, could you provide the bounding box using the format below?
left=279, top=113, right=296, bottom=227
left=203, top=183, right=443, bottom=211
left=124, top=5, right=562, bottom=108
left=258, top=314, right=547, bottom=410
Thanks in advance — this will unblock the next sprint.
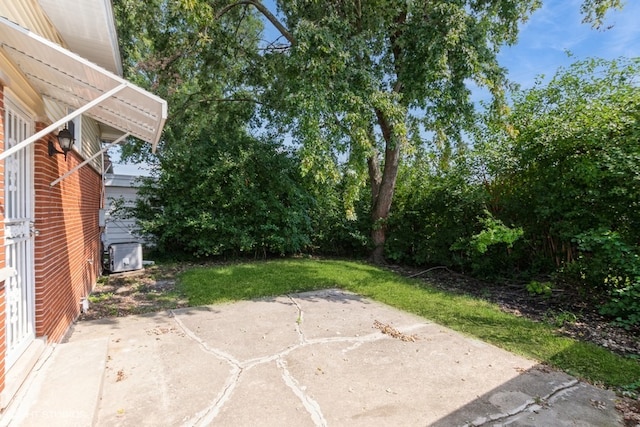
left=176, top=0, right=545, bottom=263
left=113, top=0, right=628, bottom=264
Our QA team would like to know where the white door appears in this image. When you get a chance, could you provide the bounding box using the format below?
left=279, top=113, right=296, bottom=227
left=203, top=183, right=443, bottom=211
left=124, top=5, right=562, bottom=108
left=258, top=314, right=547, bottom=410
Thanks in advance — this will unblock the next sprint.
left=3, top=97, right=36, bottom=370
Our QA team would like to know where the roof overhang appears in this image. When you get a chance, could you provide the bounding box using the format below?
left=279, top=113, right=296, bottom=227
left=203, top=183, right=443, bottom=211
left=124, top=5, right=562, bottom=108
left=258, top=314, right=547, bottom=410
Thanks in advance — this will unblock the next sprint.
left=37, top=0, right=123, bottom=75
left=0, top=16, right=167, bottom=151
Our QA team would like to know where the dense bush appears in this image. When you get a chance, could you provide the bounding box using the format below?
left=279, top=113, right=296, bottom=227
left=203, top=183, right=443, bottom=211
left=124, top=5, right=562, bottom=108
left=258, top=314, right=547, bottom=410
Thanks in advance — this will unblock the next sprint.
left=132, top=111, right=370, bottom=258
left=477, top=58, right=640, bottom=324
left=386, top=153, right=526, bottom=278
left=300, top=169, right=372, bottom=257
left=387, top=58, right=640, bottom=326
left=133, top=106, right=314, bottom=258
left=386, top=153, right=487, bottom=269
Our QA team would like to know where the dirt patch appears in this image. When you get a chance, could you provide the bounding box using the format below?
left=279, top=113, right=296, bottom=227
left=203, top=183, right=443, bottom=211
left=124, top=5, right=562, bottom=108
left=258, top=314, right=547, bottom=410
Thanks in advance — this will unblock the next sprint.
left=78, top=263, right=190, bottom=320
left=617, top=397, right=640, bottom=427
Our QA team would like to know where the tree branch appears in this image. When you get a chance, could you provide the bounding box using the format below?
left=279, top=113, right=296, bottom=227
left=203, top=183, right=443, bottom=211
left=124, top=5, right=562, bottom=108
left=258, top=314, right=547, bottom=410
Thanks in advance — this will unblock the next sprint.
left=198, top=96, right=265, bottom=105
left=390, top=10, right=406, bottom=94
left=215, top=0, right=295, bottom=45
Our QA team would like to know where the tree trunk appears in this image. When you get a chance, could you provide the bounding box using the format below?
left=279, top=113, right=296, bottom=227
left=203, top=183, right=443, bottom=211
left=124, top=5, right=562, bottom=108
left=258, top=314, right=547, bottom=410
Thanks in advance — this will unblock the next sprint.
left=368, top=108, right=401, bottom=265
left=370, top=226, right=387, bottom=264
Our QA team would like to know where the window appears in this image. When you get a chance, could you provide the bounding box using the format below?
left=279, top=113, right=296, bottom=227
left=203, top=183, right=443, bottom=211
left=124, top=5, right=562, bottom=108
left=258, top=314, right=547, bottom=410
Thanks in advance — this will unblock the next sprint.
left=67, top=109, right=82, bottom=154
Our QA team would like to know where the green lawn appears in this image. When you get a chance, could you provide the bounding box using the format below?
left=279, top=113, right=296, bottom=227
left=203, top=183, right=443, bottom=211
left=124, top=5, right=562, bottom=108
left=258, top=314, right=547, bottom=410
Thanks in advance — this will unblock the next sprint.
left=178, top=258, right=640, bottom=391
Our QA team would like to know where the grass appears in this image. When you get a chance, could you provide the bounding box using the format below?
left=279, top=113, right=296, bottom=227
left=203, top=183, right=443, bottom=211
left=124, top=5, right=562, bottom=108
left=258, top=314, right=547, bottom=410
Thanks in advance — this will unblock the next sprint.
left=87, top=292, right=114, bottom=303
left=178, top=258, right=640, bottom=391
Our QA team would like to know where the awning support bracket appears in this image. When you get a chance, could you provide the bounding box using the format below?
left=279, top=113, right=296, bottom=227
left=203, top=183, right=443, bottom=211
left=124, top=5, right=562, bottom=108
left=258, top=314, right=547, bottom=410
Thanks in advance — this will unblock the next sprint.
left=0, top=83, right=128, bottom=162
left=50, top=132, right=131, bottom=187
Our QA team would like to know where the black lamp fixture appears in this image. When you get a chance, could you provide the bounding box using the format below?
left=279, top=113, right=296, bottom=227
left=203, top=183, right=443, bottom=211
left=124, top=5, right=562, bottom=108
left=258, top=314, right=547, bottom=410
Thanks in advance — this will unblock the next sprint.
left=49, top=125, right=74, bottom=160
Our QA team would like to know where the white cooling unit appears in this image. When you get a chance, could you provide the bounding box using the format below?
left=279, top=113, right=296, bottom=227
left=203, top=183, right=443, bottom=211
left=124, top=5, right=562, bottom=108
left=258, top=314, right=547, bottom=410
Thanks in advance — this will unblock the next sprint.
left=108, top=242, right=143, bottom=273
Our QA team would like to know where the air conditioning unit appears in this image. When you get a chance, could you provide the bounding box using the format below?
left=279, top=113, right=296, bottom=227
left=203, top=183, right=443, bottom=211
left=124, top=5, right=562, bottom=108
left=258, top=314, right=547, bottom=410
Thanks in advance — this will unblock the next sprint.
left=108, top=242, right=143, bottom=273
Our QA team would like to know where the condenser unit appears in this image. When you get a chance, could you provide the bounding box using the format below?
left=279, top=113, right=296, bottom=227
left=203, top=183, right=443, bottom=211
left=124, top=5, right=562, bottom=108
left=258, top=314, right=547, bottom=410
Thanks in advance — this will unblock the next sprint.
left=108, top=242, right=143, bottom=273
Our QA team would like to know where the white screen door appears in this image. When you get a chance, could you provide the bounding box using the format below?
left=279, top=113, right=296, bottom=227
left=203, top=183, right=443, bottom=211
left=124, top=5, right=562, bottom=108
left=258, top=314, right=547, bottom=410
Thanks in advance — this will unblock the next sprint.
left=4, top=97, right=36, bottom=370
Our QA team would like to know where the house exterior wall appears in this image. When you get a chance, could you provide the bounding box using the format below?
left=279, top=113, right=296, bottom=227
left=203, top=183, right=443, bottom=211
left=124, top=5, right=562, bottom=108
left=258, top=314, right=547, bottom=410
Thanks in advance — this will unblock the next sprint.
left=82, top=116, right=102, bottom=171
left=0, top=89, right=103, bottom=399
left=0, top=2, right=105, bottom=355
left=0, top=64, right=103, bottom=400
left=33, top=123, right=102, bottom=343
left=0, top=0, right=165, bottom=403
left=42, top=98, right=103, bottom=175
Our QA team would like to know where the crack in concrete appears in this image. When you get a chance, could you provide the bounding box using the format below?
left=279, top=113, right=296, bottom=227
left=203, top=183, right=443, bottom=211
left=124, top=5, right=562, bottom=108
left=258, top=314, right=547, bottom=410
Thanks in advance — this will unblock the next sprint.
left=186, top=367, right=242, bottom=427
left=172, top=313, right=243, bottom=368
left=465, top=379, right=580, bottom=427
left=170, top=301, right=427, bottom=426
left=286, top=294, right=307, bottom=345
left=277, top=357, right=327, bottom=427
left=171, top=312, right=244, bottom=427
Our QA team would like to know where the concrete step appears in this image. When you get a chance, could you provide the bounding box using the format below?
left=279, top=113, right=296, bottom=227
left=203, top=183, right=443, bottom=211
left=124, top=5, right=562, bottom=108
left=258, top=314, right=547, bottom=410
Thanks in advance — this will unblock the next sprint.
left=0, top=337, right=109, bottom=427
left=1, top=338, right=47, bottom=410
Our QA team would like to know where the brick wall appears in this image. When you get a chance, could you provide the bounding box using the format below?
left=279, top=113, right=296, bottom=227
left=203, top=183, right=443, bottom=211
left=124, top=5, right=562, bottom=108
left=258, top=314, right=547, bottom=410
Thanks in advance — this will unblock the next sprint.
left=33, top=124, right=102, bottom=343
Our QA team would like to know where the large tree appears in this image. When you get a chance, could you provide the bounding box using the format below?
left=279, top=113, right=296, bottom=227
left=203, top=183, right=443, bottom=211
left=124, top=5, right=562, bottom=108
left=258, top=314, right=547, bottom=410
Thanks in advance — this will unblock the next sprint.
left=220, top=0, right=541, bottom=263
left=116, top=0, right=624, bottom=263
left=217, top=0, right=627, bottom=263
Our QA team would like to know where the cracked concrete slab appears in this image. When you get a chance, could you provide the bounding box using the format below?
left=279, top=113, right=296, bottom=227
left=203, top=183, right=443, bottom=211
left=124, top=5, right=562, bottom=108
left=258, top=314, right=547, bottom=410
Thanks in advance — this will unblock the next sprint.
left=213, top=362, right=316, bottom=426
left=434, top=369, right=621, bottom=427
left=4, top=289, right=624, bottom=426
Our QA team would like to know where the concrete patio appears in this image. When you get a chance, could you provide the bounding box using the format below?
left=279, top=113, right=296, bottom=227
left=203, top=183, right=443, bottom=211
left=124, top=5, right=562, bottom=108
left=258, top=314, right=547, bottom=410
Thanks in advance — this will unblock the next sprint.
left=0, top=289, right=622, bottom=426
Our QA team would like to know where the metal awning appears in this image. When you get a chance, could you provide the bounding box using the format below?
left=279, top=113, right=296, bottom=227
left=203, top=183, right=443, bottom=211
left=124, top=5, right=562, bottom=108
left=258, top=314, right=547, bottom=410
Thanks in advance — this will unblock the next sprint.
left=0, top=16, right=167, bottom=153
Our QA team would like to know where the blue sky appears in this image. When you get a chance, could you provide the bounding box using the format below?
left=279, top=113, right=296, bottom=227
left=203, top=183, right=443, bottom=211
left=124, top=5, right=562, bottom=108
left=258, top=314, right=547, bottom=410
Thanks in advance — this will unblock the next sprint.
left=499, top=0, right=640, bottom=89
left=111, top=0, right=640, bottom=175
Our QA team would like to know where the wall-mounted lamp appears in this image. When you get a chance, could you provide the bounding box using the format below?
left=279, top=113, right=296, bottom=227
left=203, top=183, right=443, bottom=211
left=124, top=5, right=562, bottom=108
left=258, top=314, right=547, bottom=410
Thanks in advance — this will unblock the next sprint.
left=49, top=126, right=74, bottom=160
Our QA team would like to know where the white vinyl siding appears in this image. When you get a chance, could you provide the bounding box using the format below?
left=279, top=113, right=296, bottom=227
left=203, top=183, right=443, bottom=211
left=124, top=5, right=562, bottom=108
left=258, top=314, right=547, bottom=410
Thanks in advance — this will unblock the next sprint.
left=0, top=1, right=63, bottom=44
left=103, top=174, right=152, bottom=247
left=81, top=115, right=102, bottom=170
